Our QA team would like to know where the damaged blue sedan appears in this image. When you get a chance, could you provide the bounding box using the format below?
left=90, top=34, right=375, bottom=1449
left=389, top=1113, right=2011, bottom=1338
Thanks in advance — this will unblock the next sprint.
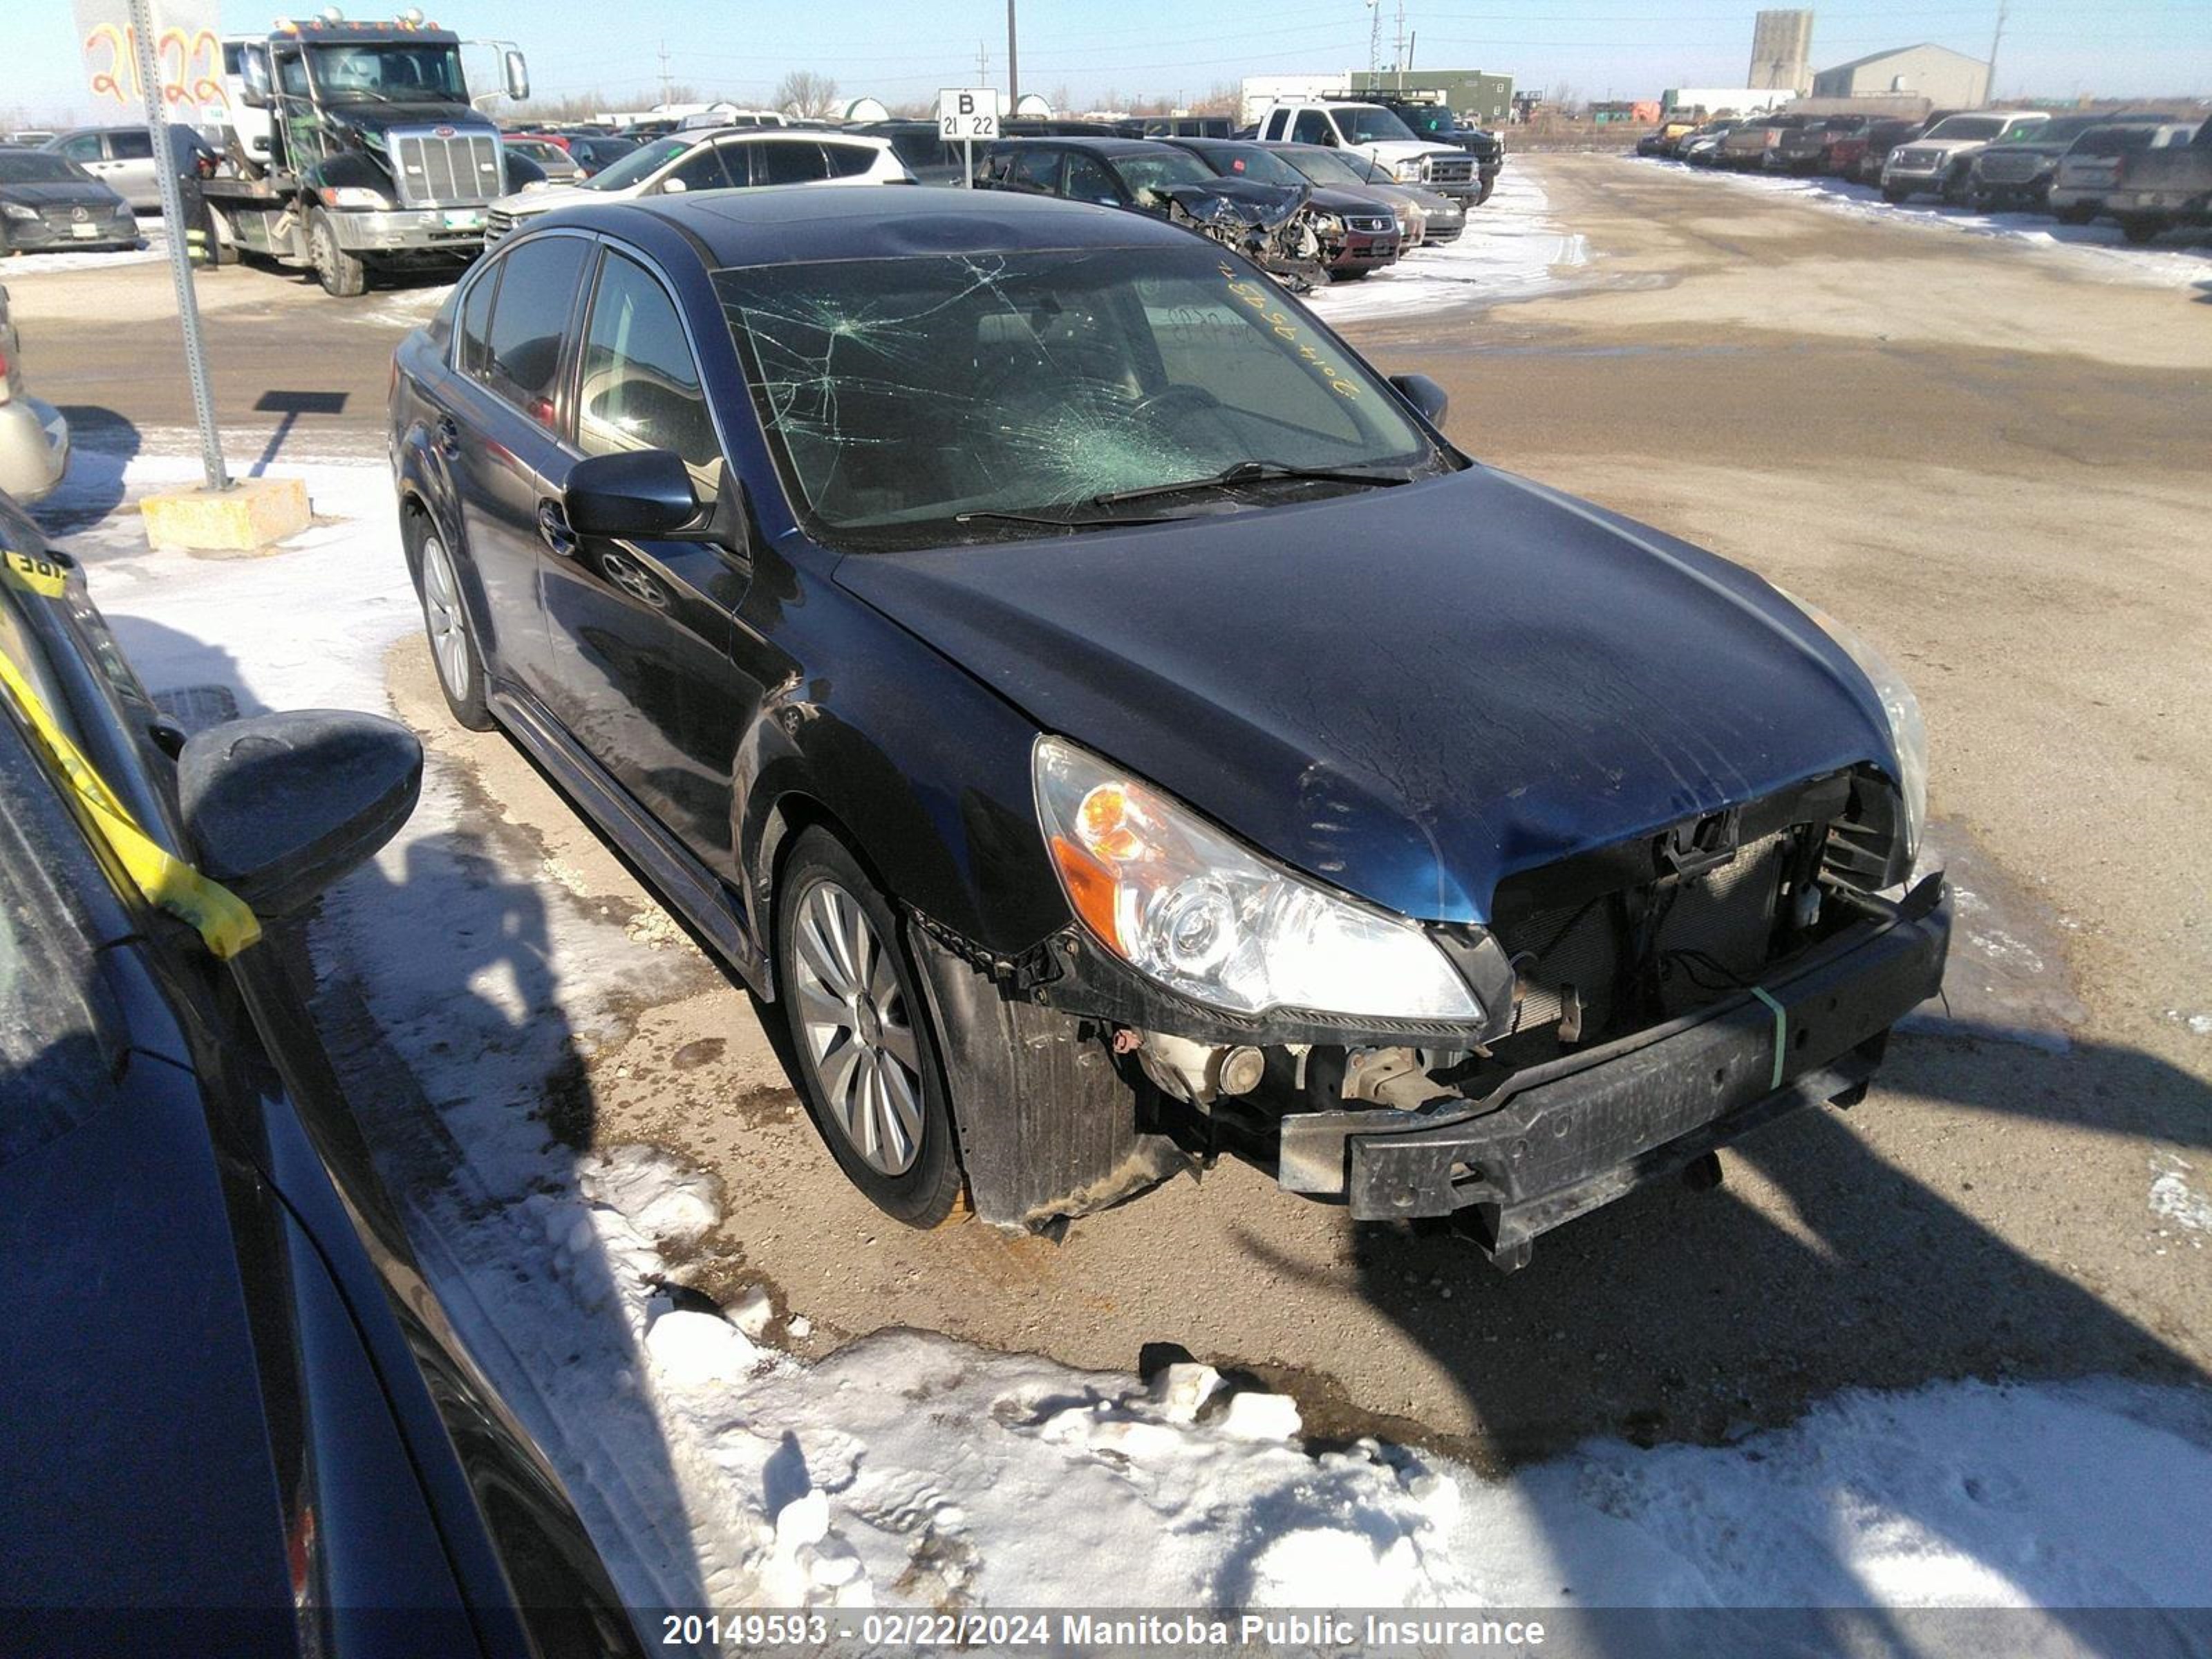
left=388, top=185, right=1947, bottom=1268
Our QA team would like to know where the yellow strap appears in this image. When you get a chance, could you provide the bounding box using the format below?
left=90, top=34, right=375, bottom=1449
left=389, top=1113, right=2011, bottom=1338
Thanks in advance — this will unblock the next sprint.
left=0, top=646, right=261, bottom=959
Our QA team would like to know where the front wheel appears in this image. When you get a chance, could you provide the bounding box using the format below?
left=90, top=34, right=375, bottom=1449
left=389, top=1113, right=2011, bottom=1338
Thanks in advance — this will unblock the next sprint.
left=1882, top=187, right=1910, bottom=205
left=775, top=830, right=964, bottom=1228
left=2054, top=205, right=2097, bottom=226
left=306, top=207, right=368, bottom=297
left=2117, top=215, right=2162, bottom=245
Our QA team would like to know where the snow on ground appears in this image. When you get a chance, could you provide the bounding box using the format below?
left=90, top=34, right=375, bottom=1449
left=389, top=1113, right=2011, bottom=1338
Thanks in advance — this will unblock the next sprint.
left=2, top=225, right=171, bottom=276
left=1629, top=155, right=2212, bottom=290
left=1307, top=166, right=1590, bottom=324
left=43, top=444, right=2212, bottom=1642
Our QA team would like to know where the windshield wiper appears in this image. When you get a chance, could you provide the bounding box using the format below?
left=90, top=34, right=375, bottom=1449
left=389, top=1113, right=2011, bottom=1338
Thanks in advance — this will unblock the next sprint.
left=1091, top=460, right=1416, bottom=507
left=953, top=507, right=1175, bottom=532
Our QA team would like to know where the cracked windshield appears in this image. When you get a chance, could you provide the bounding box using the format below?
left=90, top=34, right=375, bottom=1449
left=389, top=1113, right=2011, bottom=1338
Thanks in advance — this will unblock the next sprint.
left=713, top=246, right=1441, bottom=547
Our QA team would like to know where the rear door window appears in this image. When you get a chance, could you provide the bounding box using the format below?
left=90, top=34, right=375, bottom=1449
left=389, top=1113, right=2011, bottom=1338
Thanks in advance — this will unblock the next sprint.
left=754, top=140, right=831, bottom=186
left=481, top=235, right=589, bottom=423
left=109, top=130, right=153, bottom=161
left=821, top=142, right=879, bottom=178
left=1292, top=111, right=1334, bottom=146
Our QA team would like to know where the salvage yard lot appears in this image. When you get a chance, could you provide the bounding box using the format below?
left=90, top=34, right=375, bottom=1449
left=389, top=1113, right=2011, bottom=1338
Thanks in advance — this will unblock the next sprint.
left=17, top=153, right=2212, bottom=1613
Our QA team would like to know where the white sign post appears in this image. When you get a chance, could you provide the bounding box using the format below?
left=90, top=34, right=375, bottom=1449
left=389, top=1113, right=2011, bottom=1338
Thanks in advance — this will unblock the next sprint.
left=937, top=87, right=1002, bottom=188
left=73, top=0, right=227, bottom=490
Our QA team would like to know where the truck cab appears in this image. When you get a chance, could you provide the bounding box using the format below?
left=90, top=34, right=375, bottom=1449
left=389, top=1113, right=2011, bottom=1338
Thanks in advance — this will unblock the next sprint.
left=200, top=15, right=532, bottom=295
left=1253, top=101, right=1483, bottom=202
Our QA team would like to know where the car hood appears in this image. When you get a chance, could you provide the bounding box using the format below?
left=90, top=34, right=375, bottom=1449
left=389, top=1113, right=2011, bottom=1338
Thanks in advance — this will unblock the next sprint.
left=0, top=180, right=125, bottom=210
left=1906, top=136, right=1998, bottom=156
left=836, top=466, right=1899, bottom=924
left=493, top=180, right=606, bottom=214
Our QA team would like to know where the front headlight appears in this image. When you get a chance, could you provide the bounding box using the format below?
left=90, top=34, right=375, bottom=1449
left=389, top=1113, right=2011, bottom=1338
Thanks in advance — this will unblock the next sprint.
left=1033, top=736, right=1482, bottom=1022
left=1, top=202, right=37, bottom=221
left=317, top=185, right=392, bottom=211
left=1785, top=595, right=1929, bottom=862
left=1309, top=210, right=1343, bottom=234
left=1391, top=158, right=1423, bottom=181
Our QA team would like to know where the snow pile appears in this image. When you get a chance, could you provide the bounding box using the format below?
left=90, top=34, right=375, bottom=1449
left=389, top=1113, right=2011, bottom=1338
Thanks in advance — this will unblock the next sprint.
left=1307, top=166, right=1589, bottom=323
left=1631, top=156, right=2212, bottom=290
left=53, top=451, right=2212, bottom=1631
left=0, top=225, right=172, bottom=276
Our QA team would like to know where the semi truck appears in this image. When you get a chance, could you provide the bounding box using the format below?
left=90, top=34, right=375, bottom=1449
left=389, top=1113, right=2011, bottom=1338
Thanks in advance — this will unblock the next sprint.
left=199, top=13, right=535, bottom=297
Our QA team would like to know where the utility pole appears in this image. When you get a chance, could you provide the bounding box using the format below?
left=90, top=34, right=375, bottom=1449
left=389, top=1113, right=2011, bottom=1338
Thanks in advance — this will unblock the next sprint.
left=975, top=40, right=990, bottom=85
left=1365, top=0, right=1382, bottom=78
left=1393, top=0, right=1406, bottom=84
left=1006, top=0, right=1019, bottom=109
left=1986, top=0, right=2008, bottom=104
left=657, top=39, right=672, bottom=106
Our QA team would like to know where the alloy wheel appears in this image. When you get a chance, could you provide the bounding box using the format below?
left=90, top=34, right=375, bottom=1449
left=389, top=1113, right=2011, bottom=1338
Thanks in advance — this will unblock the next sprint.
left=791, top=878, right=926, bottom=1177
left=419, top=533, right=474, bottom=702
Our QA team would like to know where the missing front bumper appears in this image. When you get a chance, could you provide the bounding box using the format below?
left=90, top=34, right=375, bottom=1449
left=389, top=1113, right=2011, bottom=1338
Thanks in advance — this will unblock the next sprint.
left=1278, top=873, right=1949, bottom=1257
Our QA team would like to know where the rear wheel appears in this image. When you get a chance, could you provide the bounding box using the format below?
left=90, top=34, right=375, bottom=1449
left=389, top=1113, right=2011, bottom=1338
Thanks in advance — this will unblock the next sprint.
left=775, top=830, right=963, bottom=1228
left=2054, top=204, right=2097, bottom=226
left=409, top=516, right=494, bottom=730
left=2117, top=215, right=2161, bottom=245
left=1882, top=187, right=1909, bottom=205
left=306, top=207, right=368, bottom=297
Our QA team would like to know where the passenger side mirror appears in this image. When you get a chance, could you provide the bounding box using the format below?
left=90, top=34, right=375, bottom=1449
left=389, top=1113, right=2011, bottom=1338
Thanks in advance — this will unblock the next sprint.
left=237, top=52, right=272, bottom=108
left=1389, top=372, right=1450, bottom=429
left=659, top=176, right=688, bottom=193
left=178, top=713, right=422, bottom=921
left=503, top=49, right=530, bottom=102
left=565, top=449, right=702, bottom=539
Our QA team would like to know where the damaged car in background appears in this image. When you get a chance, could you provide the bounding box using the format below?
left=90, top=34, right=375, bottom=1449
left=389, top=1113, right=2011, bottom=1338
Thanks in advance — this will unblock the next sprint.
left=389, top=186, right=1947, bottom=1272
left=975, top=136, right=1327, bottom=290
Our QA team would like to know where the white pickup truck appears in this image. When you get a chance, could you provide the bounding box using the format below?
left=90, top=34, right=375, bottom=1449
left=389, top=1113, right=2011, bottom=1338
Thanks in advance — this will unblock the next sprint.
left=1252, top=102, right=1483, bottom=202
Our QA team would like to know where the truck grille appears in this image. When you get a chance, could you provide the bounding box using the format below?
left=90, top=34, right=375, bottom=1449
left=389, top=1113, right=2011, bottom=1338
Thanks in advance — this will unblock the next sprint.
left=1976, top=151, right=2043, bottom=184
left=389, top=128, right=503, bottom=207
left=1422, top=155, right=1474, bottom=184
left=1347, top=214, right=1395, bottom=233
left=484, top=207, right=519, bottom=245
left=1892, top=146, right=1941, bottom=171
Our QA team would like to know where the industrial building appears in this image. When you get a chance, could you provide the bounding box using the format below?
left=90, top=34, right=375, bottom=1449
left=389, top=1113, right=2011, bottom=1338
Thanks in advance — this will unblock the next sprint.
left=1660, top=86, right=1797, bottom=116
left=1347, top=69, right=1515, bottom=126
left=1749, top=10, right=1815, bottom=95
left=1810, top=43, right=1991, bottom=109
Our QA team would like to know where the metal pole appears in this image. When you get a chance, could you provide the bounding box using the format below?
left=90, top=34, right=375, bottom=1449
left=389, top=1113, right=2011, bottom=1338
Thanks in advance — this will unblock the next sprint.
left=1986, top=0, right=2008, bottom=104
left=129, top=0, right=227, bottom=491
left=1006, top=0, right=1019, bottom=111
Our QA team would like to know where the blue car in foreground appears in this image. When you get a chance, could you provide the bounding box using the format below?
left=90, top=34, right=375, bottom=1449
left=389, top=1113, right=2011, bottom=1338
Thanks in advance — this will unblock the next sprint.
left=388, top=185, right=1947, bottom=1268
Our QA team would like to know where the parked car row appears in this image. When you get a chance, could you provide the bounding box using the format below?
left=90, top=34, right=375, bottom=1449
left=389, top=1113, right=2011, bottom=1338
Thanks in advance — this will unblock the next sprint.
left=1642, top=107, right=2210, bottom=241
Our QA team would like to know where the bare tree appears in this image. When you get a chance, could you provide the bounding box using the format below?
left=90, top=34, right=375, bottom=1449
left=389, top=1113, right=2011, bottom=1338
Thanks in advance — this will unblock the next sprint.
left=774, top=69, right=842, bottom=120
left=1047, top=82, right=1074, bottom=116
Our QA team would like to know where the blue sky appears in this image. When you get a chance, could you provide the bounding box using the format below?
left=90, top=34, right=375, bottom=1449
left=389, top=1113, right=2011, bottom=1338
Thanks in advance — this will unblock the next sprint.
left=10, top=0, right=2209, bottom=122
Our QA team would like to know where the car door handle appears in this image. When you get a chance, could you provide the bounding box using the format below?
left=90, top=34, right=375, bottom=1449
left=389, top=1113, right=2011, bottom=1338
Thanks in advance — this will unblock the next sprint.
left=537, top=498, right=577, bottom=557
left=433, top=415, right=461, bottom=458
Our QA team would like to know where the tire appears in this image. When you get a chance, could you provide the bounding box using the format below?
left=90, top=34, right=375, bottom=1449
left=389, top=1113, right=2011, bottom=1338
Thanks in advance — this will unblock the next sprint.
left=2117, top=216, right=2161, bottom=245
left=774, top=829, right=963, bottom=1228
left=2054, top=205, right=2097, bottom=226
left=306, top=206, right=368, bottom=297
left=407, top=513, right=495, bottom=730
left=1882, top=187, right=1909, bottom=205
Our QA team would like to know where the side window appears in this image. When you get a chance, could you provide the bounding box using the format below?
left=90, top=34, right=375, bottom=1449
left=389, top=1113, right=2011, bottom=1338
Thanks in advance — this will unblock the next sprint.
left=1062, top=152, right=1120, bottom=203
left=821, top=142, right=879, bottom=178
left=480, top=236, right=589, bottom=422
left=662, top=144, right=736, bottom=194
left=1010, top=147, right=1060, bottom=192
left=109, top=130, right=153, bottom=161
left=1293, top=111, right=1334, bottom=146
left=456, top=261, right=500, bottom=377
left=59, top=134, right=102, bottom=162
left=576, top=252, right=722, bottom=504
left=755, top=141, right=830, bottom=186
left=274, top=50, right=308, bottom=96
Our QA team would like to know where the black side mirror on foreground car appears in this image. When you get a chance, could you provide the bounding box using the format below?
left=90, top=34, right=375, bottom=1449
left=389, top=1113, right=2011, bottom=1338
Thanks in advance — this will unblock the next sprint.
left=178, top=713, right=422, bottom=919
left=565, top=449, right=702, bottom=539
left=1389, top=372, right=1450, bottom=429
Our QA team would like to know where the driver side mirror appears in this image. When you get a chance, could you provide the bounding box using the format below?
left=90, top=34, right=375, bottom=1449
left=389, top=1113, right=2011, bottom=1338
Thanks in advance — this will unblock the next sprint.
left=503, top=49, right=530, bottom=102
left=565, top=449, right=702, bottom=539
left=1389, top=372, right=1450, bottom=429
left=178, top=713, right=422, bottom=921
left=658, top=176, right=688, bottom=194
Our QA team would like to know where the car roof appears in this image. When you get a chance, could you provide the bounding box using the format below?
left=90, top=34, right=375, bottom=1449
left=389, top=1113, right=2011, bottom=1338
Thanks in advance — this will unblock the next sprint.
left=554, top=184, right=1199, bottom=268
left=986, top=135, right=1183, bottom=157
